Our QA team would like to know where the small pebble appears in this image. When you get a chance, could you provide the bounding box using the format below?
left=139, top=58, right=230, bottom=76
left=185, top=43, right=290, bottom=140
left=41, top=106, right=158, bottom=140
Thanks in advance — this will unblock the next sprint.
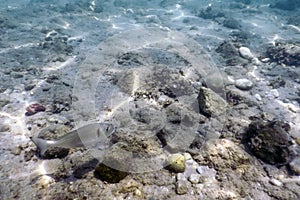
left=188, top=174, right=201, bottom=184
left=176, top=173, right=186, bottom=181
left=269, top=89, right=279, bottom=98
left=24, top=84, right=36, bottom=91
left=252, top=58, right=261, bottom=65
left=11, top=146, right=22, bottom=155
left=269, top=178, right=283, bottom=187
left=239, top=47, right=254, bottom=59
left=175, top=180, right=189, bottom=195
left=134, top=189, right=142, bottom=198
left=235, top=78, right=253, bottom=90
left=183, top=153, right=192, bottom=161
left=255, top=94, right=262, bottom=101
left=261, top=58, right=270, bottom=63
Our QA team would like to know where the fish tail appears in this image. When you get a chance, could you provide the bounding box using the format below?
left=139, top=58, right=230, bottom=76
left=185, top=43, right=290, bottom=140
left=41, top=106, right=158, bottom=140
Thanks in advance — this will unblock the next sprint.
left=30, top=137, right=54, bottom=156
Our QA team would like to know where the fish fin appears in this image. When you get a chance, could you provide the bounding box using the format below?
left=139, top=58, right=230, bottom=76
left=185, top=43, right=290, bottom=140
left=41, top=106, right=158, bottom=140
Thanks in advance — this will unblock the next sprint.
left=30, top=137, right=54, bottom=157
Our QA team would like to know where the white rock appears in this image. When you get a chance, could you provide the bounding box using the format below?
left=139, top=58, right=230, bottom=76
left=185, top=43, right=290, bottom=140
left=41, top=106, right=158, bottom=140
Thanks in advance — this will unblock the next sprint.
left=255, top=94, right=262, bottom=101
left=235, top=78, right=254, bottom=90
left=188, top=174, right=201, bottom=184
left=269, top=178, right=283, bottom=187
left=261, top=58, right=270, bottom=63
left=183, top=153, right=192, bottom=161
left=239, top=47, right=254, bottom=59
left=176, top=173, right=187, bottom=181
left=252, top=57, right=261, bottom=65
left=269, top=89, right=279, bottom=98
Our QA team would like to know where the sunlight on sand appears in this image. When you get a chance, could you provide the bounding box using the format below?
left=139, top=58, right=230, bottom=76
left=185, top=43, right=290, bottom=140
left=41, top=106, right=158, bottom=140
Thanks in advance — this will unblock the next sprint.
left=0, top=110, right=28, bottom=136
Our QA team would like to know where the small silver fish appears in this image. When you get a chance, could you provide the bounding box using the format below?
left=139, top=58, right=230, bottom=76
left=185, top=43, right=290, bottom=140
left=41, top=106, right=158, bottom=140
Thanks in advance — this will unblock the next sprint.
left=31, top=123, right=115, bottom=156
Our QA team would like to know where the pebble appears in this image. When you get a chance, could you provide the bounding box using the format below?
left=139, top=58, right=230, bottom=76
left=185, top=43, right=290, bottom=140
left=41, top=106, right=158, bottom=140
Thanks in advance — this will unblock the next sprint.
left=235, top=78, right=253, bottom=90
left=134, top=189, right=142, bottom=198
left=289, top=157, right=300, bottom=175
left=165, top=153, right=186, bottom=173
left=11, top=146, right=22, bottom=155
left=252, top=58, right=261, bottom=65
left=255, top=94, right=262, bottom=101
left=176, top=173, right=187, bottom=181
left=183, top=153, right=192, bottom=161
left=24, top=83, right=36, bottom=91
left=269, top=178, right=283, bottom=187
left=269, top=89, right=279, bottom=98
left=239, top=47, right=254, bottom=59
left=188, top=174, right=201, bottom=184
left=261, top=58, right=270, bottom=63
left=175, top=180, right=189, bottom=195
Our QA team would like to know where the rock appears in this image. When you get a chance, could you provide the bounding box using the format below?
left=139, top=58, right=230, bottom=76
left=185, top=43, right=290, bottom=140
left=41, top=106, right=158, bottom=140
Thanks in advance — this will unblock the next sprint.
left=289, top=157, right=300, bottom=175
left=269, top=89, right=279, bottom=98
left=94, top=163, right=129, bottom=183
left=176, top=173, right=186, bottom=181
left=175, top=180, right=189, bottom=195
left=194, top=139, right=253, bottom=170
left=183, top=153, right=192, bottom=161
left=269, top=178, right=283, bottom=187
left=24, top=149, right=35, bottom=162
left=239, top=47, right=254, bottom=59
left=261, top=58, right=270, bottom=63
left=25, top=103, right=46, bottom=116
left=71, top=154, right=99, bottom=178
left=223, top=17, right=241, bottom=29
left=165, top=153, right=186, bottom=173
left=244, top=119, right=294, bottom=165
left=216, top=41, right=247, bottom=66
left=24, top=83, right=36, bottom=91
left=197, top=87, right=227, bottom=118
left=269, top=77, right=286, bottom=89
left=254, top=94, right=262, bottom=101
left=11, top=146, right=22, bottom=155
left=265, top=42, right=300, bottom=66
left=235, top=78, right=253, bottom=90
left=188, top=174, right=201, bottom=184
left=134, top=189, right=142, bottom=198
left=119, top=179, right=142, bottom=194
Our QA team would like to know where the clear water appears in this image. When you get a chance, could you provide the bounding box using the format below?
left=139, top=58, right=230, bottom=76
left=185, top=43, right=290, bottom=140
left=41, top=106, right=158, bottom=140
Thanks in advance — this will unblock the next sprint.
left=0, top=0, right=299, bottom=199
